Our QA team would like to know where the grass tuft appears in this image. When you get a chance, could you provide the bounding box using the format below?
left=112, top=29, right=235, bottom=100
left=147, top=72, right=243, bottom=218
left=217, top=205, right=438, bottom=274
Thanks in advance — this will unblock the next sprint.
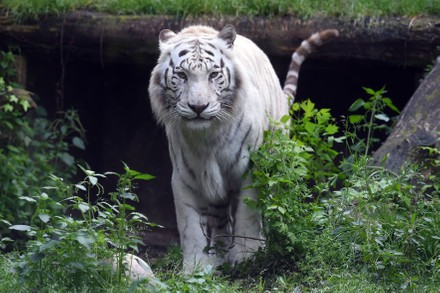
left=1, top=0, right=440, bottom=21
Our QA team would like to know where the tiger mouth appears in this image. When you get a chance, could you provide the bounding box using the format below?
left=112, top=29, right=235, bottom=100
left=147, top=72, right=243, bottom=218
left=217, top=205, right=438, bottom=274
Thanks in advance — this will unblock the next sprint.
left=182, top=115, right=215, bottom=121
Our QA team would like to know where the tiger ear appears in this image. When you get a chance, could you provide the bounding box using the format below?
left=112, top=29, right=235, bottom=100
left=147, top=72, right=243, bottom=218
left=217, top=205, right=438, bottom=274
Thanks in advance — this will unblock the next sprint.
left=159, top=29, right=176, bottom=44
left=218, top=24, right=236, bottom=47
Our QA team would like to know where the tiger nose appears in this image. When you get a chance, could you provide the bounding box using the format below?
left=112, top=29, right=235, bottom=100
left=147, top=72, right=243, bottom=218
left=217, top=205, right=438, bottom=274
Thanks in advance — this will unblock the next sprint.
left=188, top=103, right=209, bottom=114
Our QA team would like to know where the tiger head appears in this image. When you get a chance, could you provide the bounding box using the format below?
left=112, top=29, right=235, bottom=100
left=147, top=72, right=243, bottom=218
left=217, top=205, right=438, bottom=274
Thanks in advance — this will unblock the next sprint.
left=149, top=25, right=241, bottom=131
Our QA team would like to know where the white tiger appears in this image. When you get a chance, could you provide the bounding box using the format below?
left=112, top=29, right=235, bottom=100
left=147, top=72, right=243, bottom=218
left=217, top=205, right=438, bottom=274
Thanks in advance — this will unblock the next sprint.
left=148, top=24, right=338, bottom=273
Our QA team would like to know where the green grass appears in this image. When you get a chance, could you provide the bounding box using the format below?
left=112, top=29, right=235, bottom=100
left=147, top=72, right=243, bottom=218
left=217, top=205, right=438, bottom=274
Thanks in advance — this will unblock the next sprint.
left=1, top=255, right=438, bottom=292
left=1, top=0, right=440, bottom=21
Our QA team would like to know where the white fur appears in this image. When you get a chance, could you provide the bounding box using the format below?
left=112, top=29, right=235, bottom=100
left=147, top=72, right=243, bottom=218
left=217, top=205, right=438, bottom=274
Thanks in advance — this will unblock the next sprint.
left=149, top=25, right=289, bottom=273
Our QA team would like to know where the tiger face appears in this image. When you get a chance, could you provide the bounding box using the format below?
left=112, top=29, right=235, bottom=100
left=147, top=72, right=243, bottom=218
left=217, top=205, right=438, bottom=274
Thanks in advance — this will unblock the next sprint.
left=150, top=25, right=240, bottom=130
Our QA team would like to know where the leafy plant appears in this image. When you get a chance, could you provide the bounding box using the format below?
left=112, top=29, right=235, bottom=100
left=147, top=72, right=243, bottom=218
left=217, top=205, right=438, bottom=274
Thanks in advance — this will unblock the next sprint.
left=324, top=160, right=440, bottom=288
left=0, top=51, right=85, bottom=247
left=287, top=99, right=343, bottom=191
left=7, top=165, right=157, bottom=291
left=246, top=92, right=439, bottom=290
left=250, top=125, right=312, bottom=258
left=346, top=86, right=400, bottom=156
left=0, top=51, right=17, bottom=84
left=245, top=101, right=344, bottom=275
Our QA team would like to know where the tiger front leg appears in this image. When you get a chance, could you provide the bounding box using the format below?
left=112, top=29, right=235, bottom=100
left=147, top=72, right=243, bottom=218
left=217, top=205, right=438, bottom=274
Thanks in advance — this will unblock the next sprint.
left=172, top=177, right=221, bottom=274
left=228, top=177, right=264, bottom=264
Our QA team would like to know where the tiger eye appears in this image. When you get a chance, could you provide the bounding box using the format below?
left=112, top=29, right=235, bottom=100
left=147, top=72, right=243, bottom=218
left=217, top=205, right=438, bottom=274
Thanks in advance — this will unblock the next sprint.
left=177, top=72, right=187, bottom=80
left=209, top=72, right=219, bottom=79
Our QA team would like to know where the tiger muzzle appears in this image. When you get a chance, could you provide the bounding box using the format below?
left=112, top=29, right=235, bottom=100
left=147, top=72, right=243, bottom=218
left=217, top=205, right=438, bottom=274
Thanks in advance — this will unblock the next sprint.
left=188, top=102, right=209, bottom=115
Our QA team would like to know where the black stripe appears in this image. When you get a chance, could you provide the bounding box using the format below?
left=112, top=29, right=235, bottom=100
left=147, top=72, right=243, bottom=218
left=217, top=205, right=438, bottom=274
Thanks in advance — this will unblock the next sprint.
left=178, top=49, right=189, bottom=57
left=228, top=113, right=244, bottom=143
left=209, top=202, right=229, bottom=209
left=215, top=218, right=230, bottom=230
left=170, top=143, right=197, bottom=194
left=235, top=124, right=252, bottom=161
left=234, top=70, right=241, bottom=89
left=181, top=148, right=196, bottom=181
left=164, top=68, right=169, bottom=86
left=181, top=177, right=197, bottom=194
left=203, top=57, right=214, bottom=63
left=184, top=202, right=201, bottom=213
left=169, top=140, right=179, bottom=172
left=201, top=212, right=226, bottom=219
left=226, top=66, right=231, bottom=87
left=253, top=131, right=261, bottom=150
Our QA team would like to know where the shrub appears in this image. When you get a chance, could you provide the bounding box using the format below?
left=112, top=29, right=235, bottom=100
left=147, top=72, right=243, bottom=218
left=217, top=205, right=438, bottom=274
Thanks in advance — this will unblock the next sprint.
left=7, top=165, right=157, bottom=291
left=248, top=90, right=440, bottom=290
left=0, top=51, right=85, bottom=248
left=250, top=125, right=312, bottom=259
left=249, top=100, right=343, bottom=262
left=324, top=159, right=440, bottom=287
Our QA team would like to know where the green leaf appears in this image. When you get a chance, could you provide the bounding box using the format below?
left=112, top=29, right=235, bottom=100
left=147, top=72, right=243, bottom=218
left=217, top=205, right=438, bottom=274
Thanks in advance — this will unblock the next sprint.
left=78, top=202, right=90, bottom=213
left=280, top=115, right=290, bottom=124
left=119, top=203, right=135, bottom=211
left=363, top=87, right=376, bottom=96
left=134, top=173, right=155, bottom=181
left=9, top=94, right=18, bottom=103
left=39, top=240, right=58, bottom=252
left=19, top=196, right=37, bottom=203
left=72, top=136, right=86, bottom=150
left=317, top=109, right=331, bottom=124
left=0, top=219, right=12, bottom=226
left=4, top=121, right=13, bottom=129
left=291, top=102, right=300, bottom=111
left=20, top=99, right=31, bottom=112
left=9, top=225, right=32, bottom=231
left=363, top=101, right=372, bottom=110
left=0, top=237, right=13, bottom=242
left=348, top=98, right=365, bottom=112
left=374, top=113, right=389, bottom=122
left=130, top=212, right=149, bottom=222
left=334, top=136, right=346, bottom=143
left=123, top=163, right=155, bottom=181
left=304, top=121, right=316, bottom=134
left=3, top=104, right=13, bottom=112
left=75, top=184, right=87, bottom=191
left=119, top=193, right=137, bottom=200
left=383, top=97, right=400, bottom=113
left=76, top=231, right=94, bottom=250
left=244, top=197, right=258, bottom=209
left=59, top=153, right=75, bottom=166
left=60, top=125, right=67, bottom=134
left=301, top=99, right=315, bottom=117
left=349, top=114, right=363, bottom=124
left=277, top=206, right=286, bottom=214
left=7, top=145, right=20, bottom=153
left=78, top=165, right=95, bottom=176
left=88, top=176, right=98, bottom=185
left=325, top=124, right=338, bottom=135
left=38, top=214, right=51, bottom=223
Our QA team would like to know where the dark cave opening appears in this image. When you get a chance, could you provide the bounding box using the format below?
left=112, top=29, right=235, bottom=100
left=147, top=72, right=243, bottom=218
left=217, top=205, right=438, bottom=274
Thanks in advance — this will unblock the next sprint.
left=23, top=52, right=424, bottom=245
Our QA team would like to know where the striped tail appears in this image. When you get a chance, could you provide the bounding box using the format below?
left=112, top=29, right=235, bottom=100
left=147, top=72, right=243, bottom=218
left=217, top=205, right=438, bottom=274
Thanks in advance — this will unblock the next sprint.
left=283, top=29, right=339, bottom=105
